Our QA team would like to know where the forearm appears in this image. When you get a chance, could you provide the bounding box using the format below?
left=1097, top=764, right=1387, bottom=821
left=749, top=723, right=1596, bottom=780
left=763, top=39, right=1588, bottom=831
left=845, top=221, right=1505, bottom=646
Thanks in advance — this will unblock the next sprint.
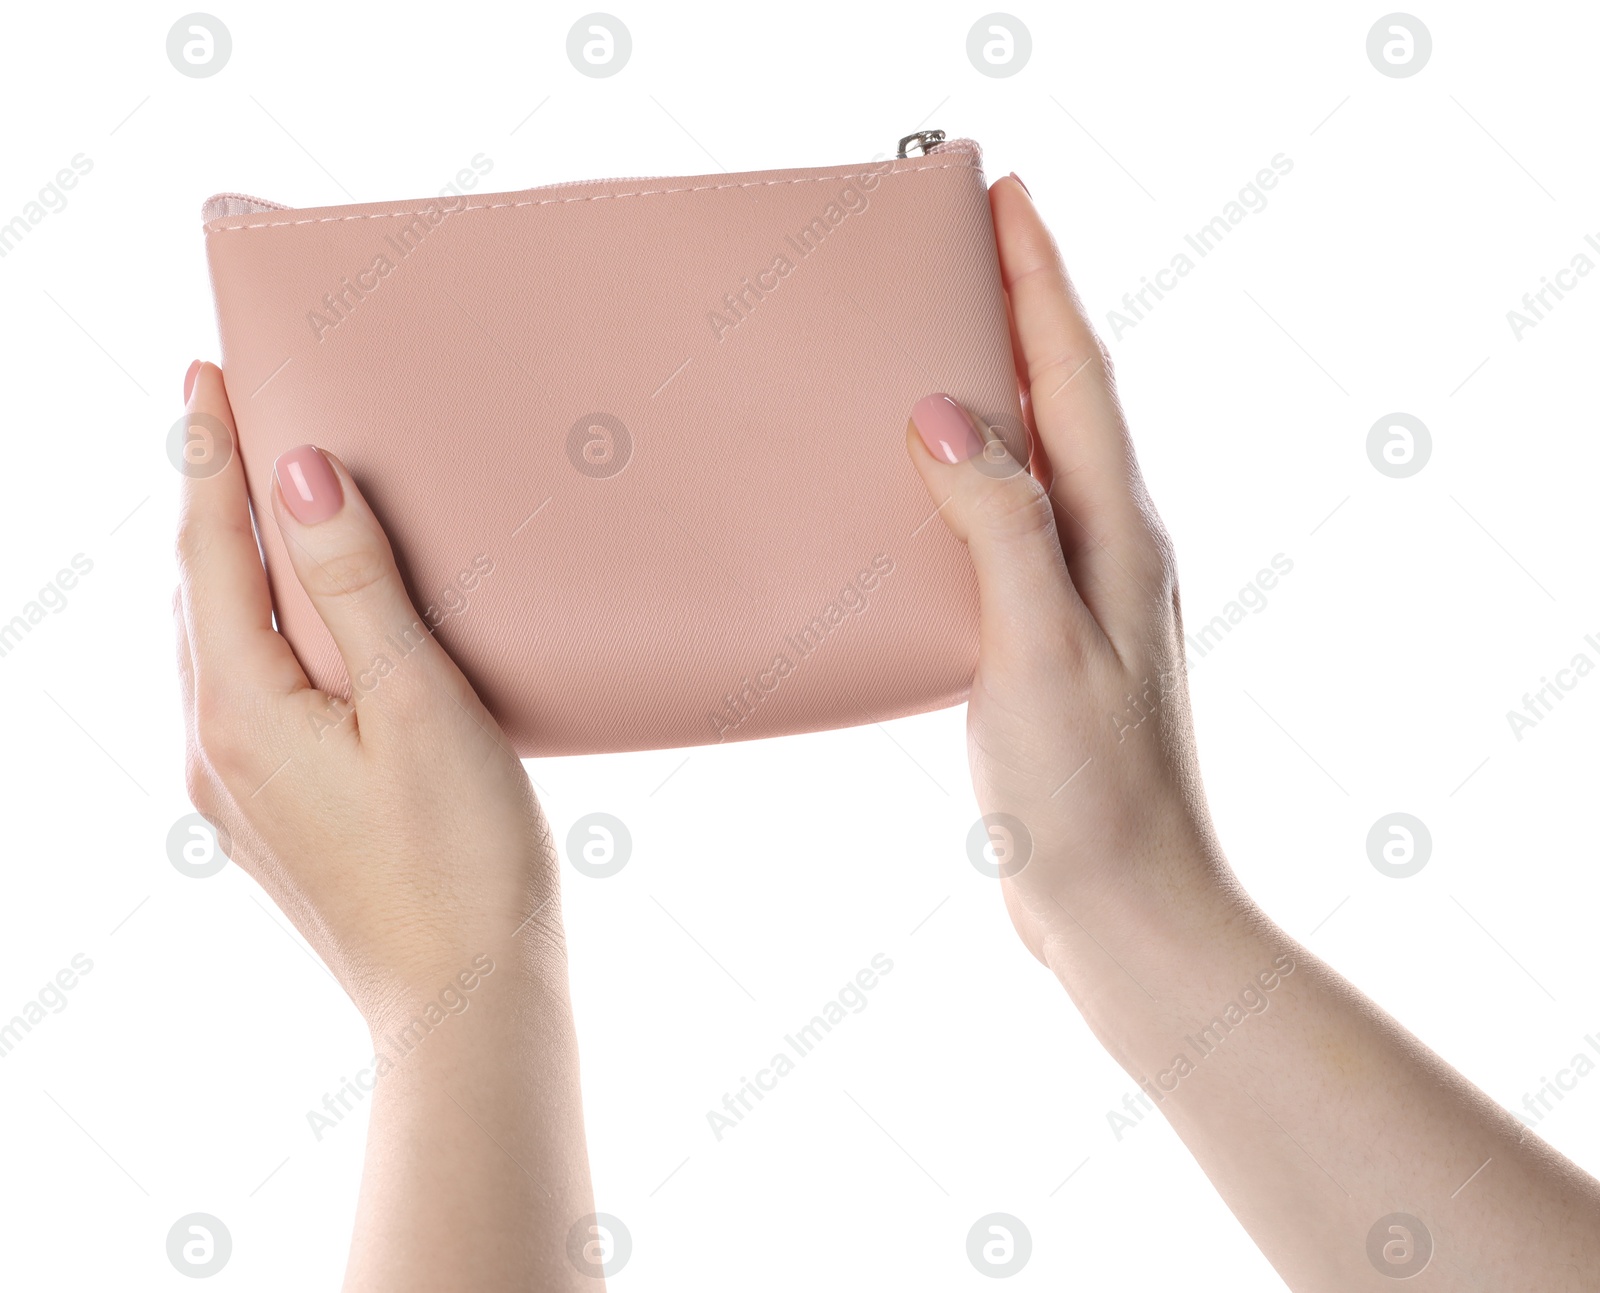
left=1046, top=852, right=1600, bottom=1291
left=343, top=945, right=598, bottom=1292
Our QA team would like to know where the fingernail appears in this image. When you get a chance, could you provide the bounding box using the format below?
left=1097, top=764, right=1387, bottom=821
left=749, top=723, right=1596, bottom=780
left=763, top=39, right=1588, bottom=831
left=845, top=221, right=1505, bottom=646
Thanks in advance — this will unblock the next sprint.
left=183, top=360, right=202, bottom=404
left=1009, top=172, right=1030, bottom=197
left=911, top=393, right=985, bottom=465
left=275, top=445, right=344, bottom=524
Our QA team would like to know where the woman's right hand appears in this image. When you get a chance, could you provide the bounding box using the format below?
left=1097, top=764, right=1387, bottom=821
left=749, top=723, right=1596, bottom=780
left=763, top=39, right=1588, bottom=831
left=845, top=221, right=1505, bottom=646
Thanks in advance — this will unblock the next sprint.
left=905, top=176, right=1236, bottom=970
left=904, top=176, right=1600, bottom=1293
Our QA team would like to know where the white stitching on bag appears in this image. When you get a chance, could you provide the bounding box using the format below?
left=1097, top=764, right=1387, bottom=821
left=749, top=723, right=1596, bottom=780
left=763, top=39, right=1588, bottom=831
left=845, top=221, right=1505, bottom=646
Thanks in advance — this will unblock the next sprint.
left=205, top=160, right=982, bottom=232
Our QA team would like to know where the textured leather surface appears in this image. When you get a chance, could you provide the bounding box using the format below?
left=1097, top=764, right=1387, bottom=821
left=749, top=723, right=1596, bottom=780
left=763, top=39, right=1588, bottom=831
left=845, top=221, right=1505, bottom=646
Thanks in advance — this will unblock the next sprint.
left=203, top=140, right=1023, bottom=755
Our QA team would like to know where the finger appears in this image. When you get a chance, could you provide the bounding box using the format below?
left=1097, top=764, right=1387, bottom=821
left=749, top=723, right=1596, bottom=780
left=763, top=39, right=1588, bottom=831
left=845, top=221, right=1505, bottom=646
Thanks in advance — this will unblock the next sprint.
left=990, top=176, right=1170, bottom=619
left=173, top=583, right=201, bottom=784
left=173, top=582, right=218, bottom=818
left=906, top=393, right=1104, bottom=667
left=269, top=444, right=470, bottom=731
left=173, top=584, right=195, bottom=710
left=1003, top=300, right=1055, bottom=494
left=176, top=362, right=312, bottom=707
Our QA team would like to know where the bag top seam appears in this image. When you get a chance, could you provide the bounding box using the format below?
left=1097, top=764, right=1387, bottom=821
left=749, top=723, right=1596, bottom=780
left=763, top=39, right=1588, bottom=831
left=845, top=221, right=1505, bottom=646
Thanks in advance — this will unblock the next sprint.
left=204, top=159, right=982, bottom=233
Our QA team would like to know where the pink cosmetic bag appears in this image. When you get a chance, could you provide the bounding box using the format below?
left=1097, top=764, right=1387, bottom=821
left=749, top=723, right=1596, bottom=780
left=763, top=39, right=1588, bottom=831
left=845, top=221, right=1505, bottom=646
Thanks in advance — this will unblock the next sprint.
left=202, top=131, right=1024, bottom=755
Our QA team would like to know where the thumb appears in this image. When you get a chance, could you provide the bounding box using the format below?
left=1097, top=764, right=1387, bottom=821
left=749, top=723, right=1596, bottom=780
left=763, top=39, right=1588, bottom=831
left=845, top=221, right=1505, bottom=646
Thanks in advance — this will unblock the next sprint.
left=905, top=393, right=1089, bottom=650
left=270, top=444, right=463, bottom=724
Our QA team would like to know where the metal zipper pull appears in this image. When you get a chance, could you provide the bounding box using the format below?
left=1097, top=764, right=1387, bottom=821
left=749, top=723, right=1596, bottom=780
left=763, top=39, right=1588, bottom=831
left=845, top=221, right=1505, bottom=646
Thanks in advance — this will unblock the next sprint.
left=896, top=130, right=946, bottom=158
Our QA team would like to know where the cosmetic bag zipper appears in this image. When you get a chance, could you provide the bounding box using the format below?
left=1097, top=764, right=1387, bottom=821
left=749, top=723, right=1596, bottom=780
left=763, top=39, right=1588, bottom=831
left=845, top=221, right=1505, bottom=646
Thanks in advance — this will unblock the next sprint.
left=204, top=130, right=967, bottom=220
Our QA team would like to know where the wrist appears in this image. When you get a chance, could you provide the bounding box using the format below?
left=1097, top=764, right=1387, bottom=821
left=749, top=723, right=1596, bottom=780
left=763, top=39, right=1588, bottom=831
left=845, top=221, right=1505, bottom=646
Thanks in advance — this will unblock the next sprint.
left=356, top=869, right=569, bottom=1039
left=1034, top=827, right=1264, bottom=1017
left=364, top=947, right=501, bottom=1041
left=362, top=935, right=564, bottom=1053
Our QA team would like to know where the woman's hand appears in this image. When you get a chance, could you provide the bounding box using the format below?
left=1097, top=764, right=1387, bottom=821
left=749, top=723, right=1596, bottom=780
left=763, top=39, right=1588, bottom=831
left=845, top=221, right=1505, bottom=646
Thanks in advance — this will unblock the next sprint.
left=174, top=362, right=597, bottom=1292
left=906, top=176, right=1235, bottom=969
left=905, top=178, right=1600, bottom=1292
left=174, top=362, right=559, bottom=1029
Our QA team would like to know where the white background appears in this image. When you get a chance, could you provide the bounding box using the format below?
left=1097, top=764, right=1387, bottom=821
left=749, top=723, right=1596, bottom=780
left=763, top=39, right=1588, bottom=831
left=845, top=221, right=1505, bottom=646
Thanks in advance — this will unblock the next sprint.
left=2, top=1, right=1597, bottom=1288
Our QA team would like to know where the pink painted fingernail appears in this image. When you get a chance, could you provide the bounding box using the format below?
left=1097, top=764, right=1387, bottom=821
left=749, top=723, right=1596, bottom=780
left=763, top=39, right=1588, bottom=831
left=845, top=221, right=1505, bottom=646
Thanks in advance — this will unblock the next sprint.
left=1009, top=172, right=1030, bottom=197
left=275, top=445, right=344, bottom=524
left=183, top=359, right=202, bottom=403
left=911, top=393, right=984, bottom=464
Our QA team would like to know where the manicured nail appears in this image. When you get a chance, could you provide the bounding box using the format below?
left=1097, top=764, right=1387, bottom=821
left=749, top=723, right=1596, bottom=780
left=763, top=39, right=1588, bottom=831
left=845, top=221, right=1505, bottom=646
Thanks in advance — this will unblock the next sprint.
left=1009, top=172, right=1030, bottom=197
left=275, top=445, right=344, bottom=524
left=183, top=359, right=202, bottom=403
left=911, top=393, right=985, bottom=465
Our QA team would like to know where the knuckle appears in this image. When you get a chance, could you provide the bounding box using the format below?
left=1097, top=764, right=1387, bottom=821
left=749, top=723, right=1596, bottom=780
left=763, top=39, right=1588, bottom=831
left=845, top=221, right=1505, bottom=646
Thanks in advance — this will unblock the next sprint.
left=1124, top=482, right=1177, bottom=594
left=192, top=699, right=240, bottom=773
left=173, top=517, right=208, bottom=572
left=1123, top=542, right=1173, bottom=608
left=1096, top=337, right=1118, bottom=387
left=182, top=747, right=214, bottom=811
left=980, top=473, right=1059, bottom=546
left=192, top=683, right=267, bottom=780
left=1144, top=511, right=1179, bottom=590
left=301, top=545, right=395, bottom=604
